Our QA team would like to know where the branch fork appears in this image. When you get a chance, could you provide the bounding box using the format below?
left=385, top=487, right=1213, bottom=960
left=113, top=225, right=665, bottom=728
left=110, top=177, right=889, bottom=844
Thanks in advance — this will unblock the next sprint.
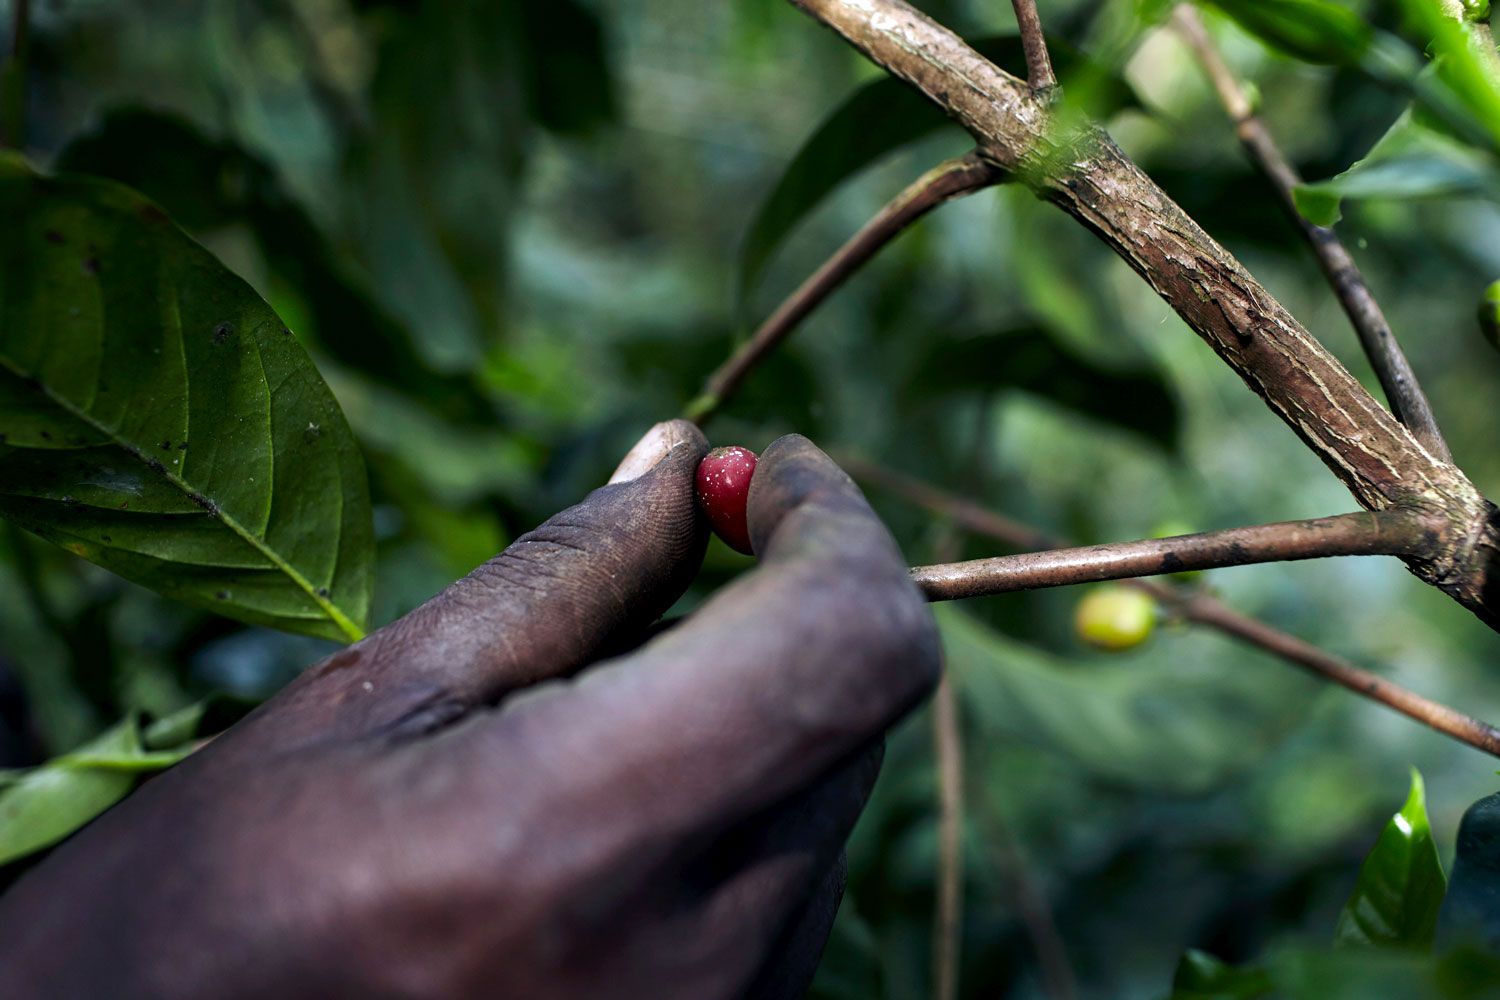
left=785, top=0, right=1500, bottom=627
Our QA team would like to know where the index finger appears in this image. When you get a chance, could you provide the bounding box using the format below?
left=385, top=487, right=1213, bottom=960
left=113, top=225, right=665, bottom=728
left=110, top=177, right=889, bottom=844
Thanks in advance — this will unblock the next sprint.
left=475, top=435, right=940, bottom=848
left=215, top=420, right=710, bottom=756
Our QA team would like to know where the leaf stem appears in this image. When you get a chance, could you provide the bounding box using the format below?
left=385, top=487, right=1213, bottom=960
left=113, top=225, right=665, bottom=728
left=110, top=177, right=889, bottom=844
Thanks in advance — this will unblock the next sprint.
left=688, top=152, right=1000, bottom=425
left=1171, top=4, right=1451, bottom=462
left=844, top=455, right=1500, bottom=758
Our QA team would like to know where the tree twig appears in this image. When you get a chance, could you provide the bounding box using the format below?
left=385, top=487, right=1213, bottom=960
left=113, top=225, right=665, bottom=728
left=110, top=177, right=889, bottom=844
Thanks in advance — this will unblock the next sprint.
left=932, top=674, right=965, bottom=1000
left=1010, top=0, right=1057, bottom=91
left=910, top=510, right=1433, bottom=601
left=1168, top=590, right=1500, bottom=756
left=845, top=455, right=1500, bottom=758
left=1171, top=5, right=1451, bottom=463
left=685, top=152, right=1001, bottom=424
left=977, top=784, right=1079, bottom=1000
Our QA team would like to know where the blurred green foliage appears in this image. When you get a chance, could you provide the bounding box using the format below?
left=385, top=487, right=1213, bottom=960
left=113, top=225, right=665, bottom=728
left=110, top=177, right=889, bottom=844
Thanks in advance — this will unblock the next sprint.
left=5, top=0, right=1500, bottom=996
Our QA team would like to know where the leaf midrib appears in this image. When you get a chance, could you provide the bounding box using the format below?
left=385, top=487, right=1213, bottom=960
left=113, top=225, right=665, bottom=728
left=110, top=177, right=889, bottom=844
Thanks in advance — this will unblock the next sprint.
left=0, top=355, right=364, bottom=641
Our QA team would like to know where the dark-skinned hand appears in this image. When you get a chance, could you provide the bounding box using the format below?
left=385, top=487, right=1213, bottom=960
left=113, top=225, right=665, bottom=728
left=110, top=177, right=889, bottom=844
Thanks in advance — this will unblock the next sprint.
left=0, top=424, right=940, bottom=999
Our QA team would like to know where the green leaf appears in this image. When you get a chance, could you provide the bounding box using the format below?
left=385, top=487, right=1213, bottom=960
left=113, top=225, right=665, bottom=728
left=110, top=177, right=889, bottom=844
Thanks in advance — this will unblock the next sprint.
left=1335, top=768, right=1447, bottom=950
left=0, top=155, right=373, bottom=641
left=1295, top=154, right=1495, bottom=224
left=139, top=693, right=255, bottom=751
left=1169, top=949, right=1275, bottom=999
left=1392, top=0, right=1500, bottom=155
left=0, top=695, right=251, bottom=864
left=1293, top=112, right=1500, bottom=225
left=55, top=108, right=496, bottom=426
left=343, top=0, right=532, bottom=372
left=1205, top=0, right=1373, bottom=66
left=737, top=37, right=1141, bottom=305
left=0, top=718, right=143, bottom=864
left=904, top=326, right=1181, bottom=450
left=518, top=0, right=619, bottom=136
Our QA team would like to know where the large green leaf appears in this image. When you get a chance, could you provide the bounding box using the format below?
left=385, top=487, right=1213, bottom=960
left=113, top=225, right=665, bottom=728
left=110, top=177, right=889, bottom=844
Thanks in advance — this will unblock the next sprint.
left=1335, top=768, right=1447, bottom=949
left=342, top=0, right=532, bottom=372
left=0, top=155, right=373, bottom=641
left=56, top=108, right=496, bottom=426
left=737, top=37, right=1141, bottom=305
left=1204, top=0, right=1373, bottom=66
left=904, top=326, right=1181, bottom=449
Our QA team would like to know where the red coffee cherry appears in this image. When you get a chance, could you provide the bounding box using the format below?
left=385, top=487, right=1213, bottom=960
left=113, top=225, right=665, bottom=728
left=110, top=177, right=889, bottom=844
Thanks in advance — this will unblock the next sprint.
left=695, top=446, right=758, bottom=554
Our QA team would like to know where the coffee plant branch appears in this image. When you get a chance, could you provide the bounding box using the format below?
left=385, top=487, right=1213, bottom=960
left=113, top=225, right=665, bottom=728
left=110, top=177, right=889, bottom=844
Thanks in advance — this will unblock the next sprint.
left=1009, top=0, right=1056, bottom=91
left=910, top=509, right=1434, bottom=599
left=786, top=0, right=1500, bottom=629
left=685, top=152, right=1001, bottom=424
left=1171, top=4, right=1451, bottom=462
left=1177, top=592, right=1500, bottom=757
left=842, top=454, right=1500, bottom=758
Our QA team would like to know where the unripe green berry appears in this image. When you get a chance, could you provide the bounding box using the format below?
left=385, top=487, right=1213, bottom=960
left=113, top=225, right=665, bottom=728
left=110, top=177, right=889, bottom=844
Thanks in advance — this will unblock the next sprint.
left=1074, top=586, right=1157, bottom=652
left=1479, top=280, right=1500, bottom=351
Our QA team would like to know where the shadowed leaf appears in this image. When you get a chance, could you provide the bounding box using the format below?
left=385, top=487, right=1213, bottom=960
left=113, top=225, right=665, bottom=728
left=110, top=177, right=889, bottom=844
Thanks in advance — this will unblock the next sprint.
left=906, top=326, right=1181, bottom=450
left=0, top=156, right=373, bottom=641
left=737, top=37, right=1141, bottom=306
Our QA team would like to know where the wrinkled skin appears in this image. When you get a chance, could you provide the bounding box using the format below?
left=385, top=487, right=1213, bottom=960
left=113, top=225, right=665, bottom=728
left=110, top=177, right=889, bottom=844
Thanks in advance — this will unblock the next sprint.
left=0, top=424, right=940, bottom=999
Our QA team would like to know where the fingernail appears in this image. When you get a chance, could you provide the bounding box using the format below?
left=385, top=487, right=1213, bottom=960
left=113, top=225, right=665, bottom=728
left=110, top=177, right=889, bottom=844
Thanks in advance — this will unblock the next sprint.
left=609, top=421, right=689, bottom=484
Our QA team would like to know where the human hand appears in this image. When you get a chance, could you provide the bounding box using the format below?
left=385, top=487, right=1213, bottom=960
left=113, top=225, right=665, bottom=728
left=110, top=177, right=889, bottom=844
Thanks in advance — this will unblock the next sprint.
left=0, top=422, right=939, bottom=999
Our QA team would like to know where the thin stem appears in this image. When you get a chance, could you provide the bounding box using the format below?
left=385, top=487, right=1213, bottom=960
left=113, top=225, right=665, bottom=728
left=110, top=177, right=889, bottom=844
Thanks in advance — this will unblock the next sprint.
left=932, top=675, right=964, bottom=1000
left=926, top=415, right=986, bottom=1000
left=1172, top=4, right=1452, bottom=463
left=686, top=152, right=1000, bottom=424
left=911, top=510, right=1432, bottom=601
left=847, top=456, right=1500, bottom=758
left=2, top=0, right=30, bottom=149
left=1170, top=591, right=1500, bottom=755
left=1009, top=0, right=1057, bottom=90
left=977, top=786, right=1079, bottom=1000
left=837, top=453, right=1058, bottom=551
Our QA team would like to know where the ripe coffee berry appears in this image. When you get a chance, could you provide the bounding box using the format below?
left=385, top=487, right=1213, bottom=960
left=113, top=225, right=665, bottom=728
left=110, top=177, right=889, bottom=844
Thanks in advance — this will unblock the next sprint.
left=695, top=446, right=758, bottom=554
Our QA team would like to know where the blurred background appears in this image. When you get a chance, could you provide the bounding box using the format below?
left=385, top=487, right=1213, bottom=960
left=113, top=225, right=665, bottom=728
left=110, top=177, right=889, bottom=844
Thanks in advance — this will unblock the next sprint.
left=4, top=0, right=1500, bottom=996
